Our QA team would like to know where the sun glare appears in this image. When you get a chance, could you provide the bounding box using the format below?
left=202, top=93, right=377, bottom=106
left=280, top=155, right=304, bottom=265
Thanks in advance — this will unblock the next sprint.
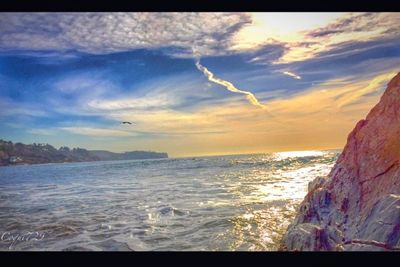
left=273, top=150, right=326, bottom=160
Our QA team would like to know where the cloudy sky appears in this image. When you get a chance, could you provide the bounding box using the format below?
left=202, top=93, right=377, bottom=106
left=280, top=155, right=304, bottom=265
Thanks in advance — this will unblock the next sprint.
left=1, top=12, right=400, bottom=157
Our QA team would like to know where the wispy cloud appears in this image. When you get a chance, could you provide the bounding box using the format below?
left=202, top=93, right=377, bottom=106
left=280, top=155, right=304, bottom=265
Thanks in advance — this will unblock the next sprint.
left=3, top=68, right=398, bottom=156
left=103, top=70, right=398, bottom=156
left=282, top=71, right=301, bottom=80
left=1, top=13, right=399, bottom=64
left=79, top=74, right=206, bottom=115
left=335, top=71, right=397, bottom=108
left=53, top=74, right=113, bottom=94
left=28, top=128, right=57, bottom=136
left=233, top=13, right=400, bottom=63
left=1, top=12, right=399, bottom=156
left=0, top=98, right=49, bottom=117
left=87, top=94, right=175, bottom=111
left=59, top=127, right=138, bottom=137
left=276, top=13, right=400, bottom=63
left=195, top=59, right=267, bottom=109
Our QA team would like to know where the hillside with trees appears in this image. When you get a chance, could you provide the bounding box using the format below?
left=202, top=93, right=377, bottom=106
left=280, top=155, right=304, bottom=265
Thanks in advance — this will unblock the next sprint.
left=0, top=140, right=168, bottom=166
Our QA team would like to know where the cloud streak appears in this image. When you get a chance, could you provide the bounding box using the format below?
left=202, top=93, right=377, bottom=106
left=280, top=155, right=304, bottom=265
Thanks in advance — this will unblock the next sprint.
left=195, top=59, right=267, bottom=109
left=282, top=71, right=301, bottom=80
left=335, top=71, right=398, bottom=108
left=60, top=127, right=137, bottom=137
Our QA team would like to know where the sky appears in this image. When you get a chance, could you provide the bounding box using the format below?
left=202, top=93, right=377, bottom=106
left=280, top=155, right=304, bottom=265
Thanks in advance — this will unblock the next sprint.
left=0, top=12, right=400, bottom=157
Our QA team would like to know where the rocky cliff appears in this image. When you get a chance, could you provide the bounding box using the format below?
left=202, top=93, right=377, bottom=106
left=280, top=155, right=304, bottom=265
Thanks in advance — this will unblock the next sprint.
left=281, top=73, right=400, bottom=251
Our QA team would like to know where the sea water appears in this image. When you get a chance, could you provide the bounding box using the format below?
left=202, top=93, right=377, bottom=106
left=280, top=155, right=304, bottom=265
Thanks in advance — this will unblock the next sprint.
left=0, top=150, right=339, bottom=251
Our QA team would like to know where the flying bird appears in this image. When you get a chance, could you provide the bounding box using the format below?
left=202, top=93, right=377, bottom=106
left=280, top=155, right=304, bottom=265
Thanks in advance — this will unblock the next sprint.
left=120, top=121, right=135, bottom=125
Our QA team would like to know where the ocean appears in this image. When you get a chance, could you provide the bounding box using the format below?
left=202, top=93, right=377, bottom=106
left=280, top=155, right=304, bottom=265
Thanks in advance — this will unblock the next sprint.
left=0, top=150, right=340, bottom=251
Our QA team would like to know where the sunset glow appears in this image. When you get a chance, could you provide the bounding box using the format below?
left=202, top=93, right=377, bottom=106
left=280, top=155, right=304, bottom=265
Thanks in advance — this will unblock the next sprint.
left=0, top=12, right=399, bottom=157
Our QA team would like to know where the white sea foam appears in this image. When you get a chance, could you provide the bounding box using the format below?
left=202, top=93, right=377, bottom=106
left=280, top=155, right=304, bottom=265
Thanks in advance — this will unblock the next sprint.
left=0, top=150, right=340, bottom=251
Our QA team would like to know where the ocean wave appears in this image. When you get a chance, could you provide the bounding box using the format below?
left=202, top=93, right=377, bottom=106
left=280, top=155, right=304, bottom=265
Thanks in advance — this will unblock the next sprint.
left=0, top=151, right=339, bottom=251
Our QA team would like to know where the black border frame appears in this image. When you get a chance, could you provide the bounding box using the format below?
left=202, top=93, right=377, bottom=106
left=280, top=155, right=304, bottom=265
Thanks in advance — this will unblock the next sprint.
left=0, top=0, right=400, bottom=12
left=1, top=1, right=400, bottom=266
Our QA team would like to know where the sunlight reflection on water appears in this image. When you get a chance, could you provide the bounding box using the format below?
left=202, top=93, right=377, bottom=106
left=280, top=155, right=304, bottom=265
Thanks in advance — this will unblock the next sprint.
left=0, top=150, right=340, bottom=251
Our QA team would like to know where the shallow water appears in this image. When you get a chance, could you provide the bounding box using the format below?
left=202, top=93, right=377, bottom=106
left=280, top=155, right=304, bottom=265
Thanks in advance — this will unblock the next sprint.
left=0, top=150, right=339, bottom=251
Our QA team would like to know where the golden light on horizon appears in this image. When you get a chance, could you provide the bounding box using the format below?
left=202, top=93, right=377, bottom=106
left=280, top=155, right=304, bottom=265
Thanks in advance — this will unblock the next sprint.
left=103, top=69, right=397, bottom=157
left=9, top=13, right=398, bottom=158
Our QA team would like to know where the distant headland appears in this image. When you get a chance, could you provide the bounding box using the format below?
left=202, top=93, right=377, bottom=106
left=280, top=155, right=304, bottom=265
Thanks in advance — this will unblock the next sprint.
left=0, top=139, right=168, bottom=166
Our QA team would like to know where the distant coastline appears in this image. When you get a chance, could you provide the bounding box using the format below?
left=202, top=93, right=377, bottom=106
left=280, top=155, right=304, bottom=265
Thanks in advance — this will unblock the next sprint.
left=0, top=139, right=168, bottom=167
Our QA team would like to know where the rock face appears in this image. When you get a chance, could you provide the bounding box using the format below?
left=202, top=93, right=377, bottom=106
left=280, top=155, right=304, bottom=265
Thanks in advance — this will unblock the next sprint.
left=281, top=73, right=400, bottom=251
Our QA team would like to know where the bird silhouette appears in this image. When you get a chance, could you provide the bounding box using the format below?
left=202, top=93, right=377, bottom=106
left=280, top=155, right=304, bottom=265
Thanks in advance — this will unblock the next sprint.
left=121, top=121, right=135, bottom=125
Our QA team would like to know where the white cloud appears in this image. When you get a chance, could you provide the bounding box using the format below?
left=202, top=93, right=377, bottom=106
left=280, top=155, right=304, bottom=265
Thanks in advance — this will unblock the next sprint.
left=72, top=73, right=232, bottom=115
left=0, top=12, right=251, bottom=58
left=1, top=12, right=399, bottom=64
left=59, top=126, right=137, bottom=137
left=282, top=71, right=301, bottom=80
left=54, top=75, right=111, bottom=94
left=0, top=98, right=49, bottom=117
left=335, top=71, right=397, bottom=108
left=87, top=92, right=176, bottom=111
left=234, top=13, right=400, bottom=63
left=28, top=128, right=57, bottom=136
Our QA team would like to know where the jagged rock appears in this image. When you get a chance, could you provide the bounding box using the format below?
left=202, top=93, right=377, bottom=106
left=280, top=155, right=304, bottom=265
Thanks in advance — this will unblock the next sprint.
left=282, top=224, right=344, bottom=251
left=308, top=176, right=327, bottom=192
left=281, top=72, right=400, bottom=251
